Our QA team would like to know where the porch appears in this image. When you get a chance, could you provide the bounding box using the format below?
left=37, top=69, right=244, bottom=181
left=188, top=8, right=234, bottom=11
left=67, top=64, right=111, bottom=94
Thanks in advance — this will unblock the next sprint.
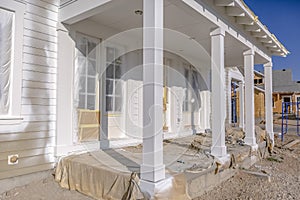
left=55, top=130, right=267, bottom=199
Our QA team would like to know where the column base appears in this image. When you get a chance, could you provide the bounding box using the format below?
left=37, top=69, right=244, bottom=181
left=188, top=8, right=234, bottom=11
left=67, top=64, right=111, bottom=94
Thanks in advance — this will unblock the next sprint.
left=100, top=139, right=110, bottom=150
left=139, top=175, right=172, bottom=199
left=266, top=131, right=274, bottom=144
left=140, top=164, right=165, bottom=183
left=211, top=145, right=227, bottom=158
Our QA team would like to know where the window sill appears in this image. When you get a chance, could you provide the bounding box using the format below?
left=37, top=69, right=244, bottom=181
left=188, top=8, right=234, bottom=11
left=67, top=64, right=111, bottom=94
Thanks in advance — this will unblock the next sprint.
left=0, top=116, right=23, bottom=125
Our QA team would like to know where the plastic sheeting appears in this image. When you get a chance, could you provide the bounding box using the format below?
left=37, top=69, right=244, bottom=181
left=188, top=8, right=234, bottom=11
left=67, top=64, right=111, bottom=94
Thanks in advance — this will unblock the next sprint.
left=73, top=33, right=100, bottom=142
left=0, top=9, right=13, bottom=115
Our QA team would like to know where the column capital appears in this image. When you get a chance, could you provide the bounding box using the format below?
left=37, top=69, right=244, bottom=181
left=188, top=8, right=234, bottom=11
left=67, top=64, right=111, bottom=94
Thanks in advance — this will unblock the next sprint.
left=243, top=49, right=255, bottom=56
left=264, top=61, right=273, bottom=68
left=210, top=27, right=225, bottom=37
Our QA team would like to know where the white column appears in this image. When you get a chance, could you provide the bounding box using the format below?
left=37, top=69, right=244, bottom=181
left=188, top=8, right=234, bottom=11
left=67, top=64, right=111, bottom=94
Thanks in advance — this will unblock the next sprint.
left=56, top=24, right=75, bottom=156
left=243, top=49, right=257, bottom=147
left=210, top=28, right=227, bottom=158
left=239, top=81, right=245, bottom=130
left=264, top=61, right=274, bottom=145
left=140, top=0, right=165, bottom=195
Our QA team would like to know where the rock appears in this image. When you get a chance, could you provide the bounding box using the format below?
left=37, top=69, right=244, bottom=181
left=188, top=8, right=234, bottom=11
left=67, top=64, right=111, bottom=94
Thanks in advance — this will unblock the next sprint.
left=255, top=126, right=266, bottom=142
left=225, top=123, right=234, bottom=135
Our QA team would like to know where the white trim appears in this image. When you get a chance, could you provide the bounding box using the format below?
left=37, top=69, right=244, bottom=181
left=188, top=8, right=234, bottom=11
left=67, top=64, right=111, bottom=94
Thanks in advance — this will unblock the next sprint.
left=0, top=0, right=25, bottom=122
left=0, top=117, right=23, bottom=125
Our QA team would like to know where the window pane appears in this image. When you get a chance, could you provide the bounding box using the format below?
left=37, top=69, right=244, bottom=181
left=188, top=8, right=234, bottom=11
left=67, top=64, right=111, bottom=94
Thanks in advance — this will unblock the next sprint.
left=115, top=80, right=122, bottom=95
left=115, top=97, right=122, bottom=112
left=115, top=65, right=121, bottom=79
left=106, top=80, right=113, bottom=95
left=79, top=76, right=86, bottom=93
left=88, top=60, right=96, bottom=75
left=87, top=95, right=95, bottom=110
left=87, top=77, right=96, bottom=93
left=106, top=47, right=114, bottom=63
left=79, top=95, right=85, bottom=108
left=77, top=56, right=86, bottom=74
left=106, top=64, right=114, bottom=79
left=106, top=96, right=113, bottom=111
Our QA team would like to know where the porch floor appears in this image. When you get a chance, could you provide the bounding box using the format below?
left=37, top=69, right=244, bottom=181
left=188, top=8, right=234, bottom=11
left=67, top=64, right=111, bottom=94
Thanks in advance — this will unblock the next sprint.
left=55, top=132, right=266, bottom=199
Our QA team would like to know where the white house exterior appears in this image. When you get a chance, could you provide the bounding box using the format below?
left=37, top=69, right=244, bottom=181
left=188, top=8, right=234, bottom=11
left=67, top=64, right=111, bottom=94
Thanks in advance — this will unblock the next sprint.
left=0, top=0, right=288, bottom=197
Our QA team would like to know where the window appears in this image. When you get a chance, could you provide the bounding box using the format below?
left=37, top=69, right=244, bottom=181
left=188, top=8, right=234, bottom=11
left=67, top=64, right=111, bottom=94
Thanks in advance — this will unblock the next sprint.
left=0, top=9, right=13, bottom=115
left=75, top=33, right=100, bottom=110
left=105, top=47, right=122, bottom=112
left=0, top=1, right=25, bottom=122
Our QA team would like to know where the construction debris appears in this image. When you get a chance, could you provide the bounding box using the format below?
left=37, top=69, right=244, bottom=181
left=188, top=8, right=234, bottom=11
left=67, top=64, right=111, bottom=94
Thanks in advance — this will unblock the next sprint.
left=283, top=139, right=300, bottom=150
left=225, top=124, right=245, bottom=145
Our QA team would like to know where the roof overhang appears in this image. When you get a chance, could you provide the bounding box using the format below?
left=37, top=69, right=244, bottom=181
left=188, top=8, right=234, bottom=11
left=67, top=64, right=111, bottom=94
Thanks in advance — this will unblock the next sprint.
left=214, top=0, right=289, bottom=57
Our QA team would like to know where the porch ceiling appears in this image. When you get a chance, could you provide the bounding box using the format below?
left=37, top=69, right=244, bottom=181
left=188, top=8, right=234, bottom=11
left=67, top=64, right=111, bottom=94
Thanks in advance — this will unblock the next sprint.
left=79, top=0, right=267, bottom=67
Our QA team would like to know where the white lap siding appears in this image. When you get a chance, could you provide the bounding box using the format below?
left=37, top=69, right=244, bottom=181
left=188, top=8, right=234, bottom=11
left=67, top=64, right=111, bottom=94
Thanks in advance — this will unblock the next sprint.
left=0, top=0, right=58, bottom=179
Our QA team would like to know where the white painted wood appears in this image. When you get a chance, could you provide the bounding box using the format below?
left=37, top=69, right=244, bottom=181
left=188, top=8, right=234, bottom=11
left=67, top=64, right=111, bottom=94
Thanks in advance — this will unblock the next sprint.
left=41, top=0, right=59, bottom=7
left=24, top=12, right=57, bottom=27
left=25, top=122, right=55, bottom=132
left=23, top=80, right=56, bottom=90
left=24, top=29, right=57, bottom=43
left=24, top=0, right=58, bottom=13
left=22, top=88, right=56, bottom=99
left=226, top=7, right=245, bottom=17
left=264, top=62, right=274, bottom=145
left=239, top=82, right=245, bottom=130
left=23, top=47, right=57, bottom=59
left=22, top=114, right=56, bottom=122
left=0, top=131, right=55, bottom=143
left=24, top=19, right=57, bottom=36
left=23, top=64, right=57, bottom=74
left=21, top=105, right=56, bottom=115
left=26, top=3, right=58, bottom=20
left=0, top=147, right=54, bottom=161
left=140, top=0, right=165, bottom=192
left=0, top=137, right=55, bottom=152
left=22, top=97, right=56, bottom=106
left=0, top=0, right=58, bottom=179
left=210, top=28, right=227, bottom=158
left=22, top=71, right=56, bottom=83
left=55, top=26, right=75, bottom=156
left=214, top=0, right=235, bottom=7
left=0, top=154, right=55, bottom=171
left=59, top=0, right=112, bottom=24
left=23, top=36, right=57, bottom=52
left=243, top=49, right=257, bottom=147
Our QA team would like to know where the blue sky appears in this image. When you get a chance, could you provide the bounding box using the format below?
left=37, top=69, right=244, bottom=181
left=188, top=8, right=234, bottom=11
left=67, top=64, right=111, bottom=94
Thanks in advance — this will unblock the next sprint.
left=244, top=0, right=300, bottom=80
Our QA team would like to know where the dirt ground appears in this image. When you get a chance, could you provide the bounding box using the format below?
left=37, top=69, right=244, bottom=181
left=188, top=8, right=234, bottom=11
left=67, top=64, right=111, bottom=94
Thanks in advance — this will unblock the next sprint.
left=197, top=124, right=300, bottom=200
left=0, top=124, right=299, bottom=200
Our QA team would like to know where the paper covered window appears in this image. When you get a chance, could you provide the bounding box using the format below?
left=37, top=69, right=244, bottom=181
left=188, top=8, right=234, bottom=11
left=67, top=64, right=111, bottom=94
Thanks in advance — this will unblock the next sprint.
left=0, top=8, right=13, bottom=115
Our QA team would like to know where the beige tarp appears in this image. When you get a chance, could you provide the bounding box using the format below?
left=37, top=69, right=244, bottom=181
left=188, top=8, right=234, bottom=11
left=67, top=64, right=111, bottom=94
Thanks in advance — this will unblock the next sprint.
left=55, top=153, right=144, bottom=200
left=55, top=150, right=190, bottom=200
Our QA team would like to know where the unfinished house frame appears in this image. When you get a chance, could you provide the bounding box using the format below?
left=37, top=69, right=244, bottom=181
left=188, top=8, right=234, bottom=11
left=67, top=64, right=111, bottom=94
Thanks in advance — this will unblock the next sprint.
left=0, top=0, right=288, bottom=197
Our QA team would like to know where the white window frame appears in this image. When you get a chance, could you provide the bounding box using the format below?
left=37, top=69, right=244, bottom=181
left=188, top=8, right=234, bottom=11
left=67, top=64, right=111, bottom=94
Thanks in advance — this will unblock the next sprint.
left=105, top=46, right=123, bottom=113
left=75, top=32, right=100, bottom=110
left=0, top=0, right=25, bottom=124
